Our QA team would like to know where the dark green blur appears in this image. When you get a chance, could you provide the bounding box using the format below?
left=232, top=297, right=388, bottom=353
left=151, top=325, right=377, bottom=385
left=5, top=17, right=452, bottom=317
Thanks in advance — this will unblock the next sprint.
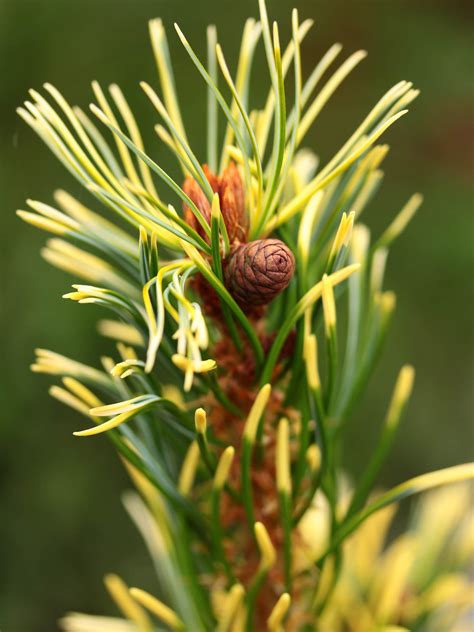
left=0, top=0, right=472, bottom=630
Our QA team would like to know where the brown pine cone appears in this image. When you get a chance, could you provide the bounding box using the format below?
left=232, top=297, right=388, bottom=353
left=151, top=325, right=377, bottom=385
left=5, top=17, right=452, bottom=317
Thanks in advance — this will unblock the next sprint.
left=182, top=162, right=248, bottom=244
left=224, top=239, right=295, bottom=306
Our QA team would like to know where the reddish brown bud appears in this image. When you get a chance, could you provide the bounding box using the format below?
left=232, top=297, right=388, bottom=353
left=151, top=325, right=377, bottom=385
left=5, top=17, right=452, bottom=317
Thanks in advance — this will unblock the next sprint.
left=202, top=164, right=220, bottom=193
left=183, top=175, right=211, bottom=235
left=182, top=162, right=248, bottom=244
left=219, top=161, right=248, bottom=242
left=224, top=239, right=295, bottom=306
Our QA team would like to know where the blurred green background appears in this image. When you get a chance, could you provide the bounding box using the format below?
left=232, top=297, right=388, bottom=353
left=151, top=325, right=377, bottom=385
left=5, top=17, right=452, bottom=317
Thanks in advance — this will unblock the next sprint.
left=0, top=0, right=472, bottom=629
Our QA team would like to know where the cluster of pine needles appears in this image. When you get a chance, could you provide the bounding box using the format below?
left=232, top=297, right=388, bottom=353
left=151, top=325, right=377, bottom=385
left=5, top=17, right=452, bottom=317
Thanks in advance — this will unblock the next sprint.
left=18, top=1, right=473, bottom=630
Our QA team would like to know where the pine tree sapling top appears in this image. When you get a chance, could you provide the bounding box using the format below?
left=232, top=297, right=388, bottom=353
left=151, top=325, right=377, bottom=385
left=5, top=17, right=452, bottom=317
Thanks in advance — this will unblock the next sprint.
left=17, top=0, right=474, bottom=629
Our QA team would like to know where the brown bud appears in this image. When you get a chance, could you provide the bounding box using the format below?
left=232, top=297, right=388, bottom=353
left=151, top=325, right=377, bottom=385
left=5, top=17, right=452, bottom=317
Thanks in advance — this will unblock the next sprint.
left=182, top=173, right=211, bottom=236
left=219, top=161, right=248, bottom=242
left=224, top=239, right=295, bottom=306
left=182, top=162, right=248, bottom=244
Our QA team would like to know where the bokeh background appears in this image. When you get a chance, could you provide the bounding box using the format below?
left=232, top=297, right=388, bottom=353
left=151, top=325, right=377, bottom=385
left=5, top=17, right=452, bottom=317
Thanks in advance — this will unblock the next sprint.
left=0, top=0, right=472, bottom=629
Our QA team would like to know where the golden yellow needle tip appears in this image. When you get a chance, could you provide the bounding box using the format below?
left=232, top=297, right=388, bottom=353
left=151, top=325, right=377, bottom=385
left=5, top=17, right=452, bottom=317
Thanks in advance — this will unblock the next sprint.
left=306, top=444, right=322, bottom=472
left=214, top=446, right=235, bottom=490
left=321, top=273, right=336, bottom=331
left=255, top=521, right=276, bottom=570
left=178, top=441, right=200, bottom=496
left=268, top=592, right=291, bottom=630
left=104, top=574, right=151, bottom=629
left=195, top=407, right=207, bottom=434
left=211, top=192, right=221, bottom=219
left=276, top=417, right=291, bottom=494
left=385, top=364, right=415, bottom=428
left=304, top=334, right=321, bottom=391
left=129, top=587, right=183, bottom=630
left=395, top=365, right=415, bottom=402
left=89, top=103, right=107, bottom=124
left=243, top=383, right=271, bottom=442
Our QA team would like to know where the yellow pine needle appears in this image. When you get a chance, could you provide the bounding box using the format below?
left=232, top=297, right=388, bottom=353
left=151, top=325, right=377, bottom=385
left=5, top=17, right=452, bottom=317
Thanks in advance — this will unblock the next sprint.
left=243, top=384, right=271, bottom=443
left=352, top=169, right=384, bottom=218
left=339, top=145, right=388, bottom=210
left=267, top=593, right=291, bottom=631
left=110, top=359, right=144, bottom=378
left=216, top=584, right=245, bottom=632
left=224, top=145, right=259, bottom=177
left=213, top=446, right=235, bottom=490
left=49, top=385, right=91, bottom=417
left=117, top=342, right=138, bottom=362
left=142, top=262, right=187, bottom=373
left=297, top=49, right=368, bottom=144
left=297, top=190, right=324, bottom=265
left=16, top=210, right=72, bottom=236
left=215, top=41, right=263, bottom=214
left=178, top=236, right=212, bottom=273
left=120, top=456, right=169, bottom=529
left=269, top=109, right=408, bottom=231
left=53, top=190, right=136, bottom=256
left=255, top=16, right=314, bottom=156
left=155, top=123, right=188, bottom=175
left=73, top=395, right=158, bottom=436
left=304, top=334, right=321, bottom=391
left=90, top=395, right=153, bottom=417
left=97, top=320, right=144, bottom=347
left=59, top=613, right=135, bottom=631
left=139, top=224, right=148, bottom=246
left=312, top=555, right=335, bottom=610
left=73, top=409, right=137, bottom=437
left=378, top=193, right=423, bottom=248
left=25, top=198, right=81, bottom=229
left=319, top=80, right=411, bottom=181
left=161, top=384, right=187, bottom=410
left=62, top=291, right=91, bottom=302
left=321, top=273, right=337, bottom=335
left=385, top=365, right=415, bottom=429
left=303, top=307, right=313, bottom=340
left=104, top=574, right=153, bottom=632
left=329, top=211, right=355, bottom=262
left=219, top=17, right=262, bottom=172
left=40, top=83, right=138, bottom=210
left=108, top=83, right=159, bottom=200
left=370, top=535, right=417, bottom=623
left=377, top=290, right=397, bottom=317
left=129, top=588, right=183, bottom=631
left=178, top=441, right=201, bottom=496
left=194, top=408, right=207, bottom=434
left=140, top=81, right=196, bottom=179
left=211, top=191, right=221, bottom=221
left=351, top=223, right=371, bottom=264
left=43, top=239, right=139, bottom=298
left=148, top=18, right=188, bottom=143
left=370, top=247, right=388, bottom=294
left=276, top=418, right=291, bottom=494
left=415, top=573, right=472, bottom=614
left=62, top=377, right=103, bottom=408
left=306, top=444, right=322, bottom=473
left=32, top=348, right=110, bottom=386
left=171, top=355, right=216, bottom=373
left=298, top=263, right=360, bottom=316
left=91, top=81, right=142, bottom=188
left=255, top=521, right=277, bottom=571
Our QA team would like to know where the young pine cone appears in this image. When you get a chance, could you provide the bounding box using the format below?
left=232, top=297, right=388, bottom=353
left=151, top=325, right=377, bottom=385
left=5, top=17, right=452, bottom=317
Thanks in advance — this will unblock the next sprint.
left=183, top=164, right=295, bottom=309
left=224, top=239, right=295, bottom=306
